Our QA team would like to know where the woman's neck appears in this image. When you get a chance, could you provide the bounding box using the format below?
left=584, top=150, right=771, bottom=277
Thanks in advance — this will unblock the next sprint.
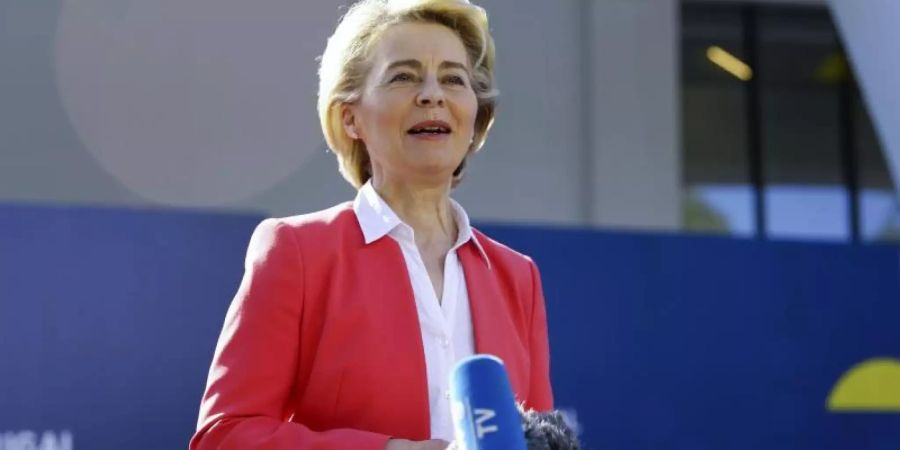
left=371, top=176, right=457, bottom=246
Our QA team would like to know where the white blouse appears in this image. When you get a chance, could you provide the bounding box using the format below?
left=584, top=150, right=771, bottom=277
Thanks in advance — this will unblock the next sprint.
left=353, top=181, right=490, bottom=441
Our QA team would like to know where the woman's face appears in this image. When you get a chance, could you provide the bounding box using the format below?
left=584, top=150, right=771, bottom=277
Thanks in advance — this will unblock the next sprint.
left=343, top=22, right=478, bottom=186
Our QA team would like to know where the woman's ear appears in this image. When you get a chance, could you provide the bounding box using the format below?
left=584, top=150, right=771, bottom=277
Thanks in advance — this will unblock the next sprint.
left=341, top=105, right=359, bottom=140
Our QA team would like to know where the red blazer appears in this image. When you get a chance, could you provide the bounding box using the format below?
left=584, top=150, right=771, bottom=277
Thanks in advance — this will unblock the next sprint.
left=191, top=202, right=553, bottom=450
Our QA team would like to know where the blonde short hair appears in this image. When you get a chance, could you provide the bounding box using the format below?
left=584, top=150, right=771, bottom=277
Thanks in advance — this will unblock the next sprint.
left=317, top=0, right=498, bottom=188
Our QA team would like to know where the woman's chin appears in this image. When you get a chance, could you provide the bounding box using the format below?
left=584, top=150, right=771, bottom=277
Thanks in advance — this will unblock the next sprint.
left=399, top=162, right=459, bottom=184
left=402, top=149, right=464, bottom=170
left=403, top=140, right=458, bottom=155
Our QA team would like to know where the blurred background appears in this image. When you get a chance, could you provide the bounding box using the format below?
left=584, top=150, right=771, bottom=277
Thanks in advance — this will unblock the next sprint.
left=1, top=0, right=899, bottom=448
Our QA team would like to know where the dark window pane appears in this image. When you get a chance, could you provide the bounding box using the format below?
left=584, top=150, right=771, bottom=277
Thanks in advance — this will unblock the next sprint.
left=682, top=4, right=752, bottom=236
left=681, top=2, right=900, bottom=242
left=758, top=6, right=848, bottom=241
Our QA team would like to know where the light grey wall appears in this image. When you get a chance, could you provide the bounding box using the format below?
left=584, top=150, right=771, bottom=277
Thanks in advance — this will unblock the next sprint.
left=0, top=0, right=682, bottom=230
left=588, top=0, right=681, bottom=231
left=453, top=0, right=586, bottom=225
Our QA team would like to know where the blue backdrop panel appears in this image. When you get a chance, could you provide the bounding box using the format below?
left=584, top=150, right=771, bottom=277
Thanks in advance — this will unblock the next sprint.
left=481, top=225, right=900, bottom=450
left=0, top=204, right=262, bottom=449
left=1, top=205, right=898, bottom=449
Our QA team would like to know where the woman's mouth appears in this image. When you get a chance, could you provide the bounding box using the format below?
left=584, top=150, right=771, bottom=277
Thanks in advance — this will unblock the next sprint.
left=407, top=120, right=452, bottom=140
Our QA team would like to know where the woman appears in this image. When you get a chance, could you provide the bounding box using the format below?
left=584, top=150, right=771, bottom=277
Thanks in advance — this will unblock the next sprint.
left=190, top=1, right=553, bottom=449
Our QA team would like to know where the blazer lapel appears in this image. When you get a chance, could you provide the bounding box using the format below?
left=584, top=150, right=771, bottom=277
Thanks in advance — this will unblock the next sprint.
left=458, top=243, right=528, bottom=397
left=364, top=236, right=431, bottom=439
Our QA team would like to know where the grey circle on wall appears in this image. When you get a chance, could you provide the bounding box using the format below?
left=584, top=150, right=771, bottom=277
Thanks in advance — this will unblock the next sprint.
left=55, top=0, right=339, bottom=206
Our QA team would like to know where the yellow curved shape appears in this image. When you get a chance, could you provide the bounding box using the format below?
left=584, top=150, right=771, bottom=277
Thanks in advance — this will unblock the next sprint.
left=828, top=358, right=900, bottom=412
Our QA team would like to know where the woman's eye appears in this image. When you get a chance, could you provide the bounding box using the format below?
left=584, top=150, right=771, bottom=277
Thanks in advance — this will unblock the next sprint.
left=444, top=75, right=466, bottom=86
left=390, top=73, right=415, bottom=83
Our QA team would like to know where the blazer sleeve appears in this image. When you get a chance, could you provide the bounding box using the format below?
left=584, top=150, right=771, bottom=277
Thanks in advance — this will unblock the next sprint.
left=525, top=260, right=555, bottom=412
left=190, top=219, right=391, bottom=450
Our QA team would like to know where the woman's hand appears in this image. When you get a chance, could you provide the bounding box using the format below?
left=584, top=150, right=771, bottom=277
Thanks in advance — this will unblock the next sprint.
left=384, top=438, right=452, bottom=450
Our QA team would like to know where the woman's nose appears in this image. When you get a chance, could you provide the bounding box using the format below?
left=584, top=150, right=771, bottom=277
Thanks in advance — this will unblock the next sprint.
left=416, top=77, right=445, bottom=107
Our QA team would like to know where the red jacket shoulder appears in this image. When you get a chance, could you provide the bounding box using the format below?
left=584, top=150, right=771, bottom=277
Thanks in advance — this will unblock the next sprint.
left=471, top=227, right=537, bottom=272
left=276, top=202, right=355, bottom=232
left=263, top=202, right=361, bottom=246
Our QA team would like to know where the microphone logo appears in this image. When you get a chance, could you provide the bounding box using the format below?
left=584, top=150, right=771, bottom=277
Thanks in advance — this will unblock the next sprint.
left=452, top=400, right=499, bottom=442
left=473, top=408, right=498, bottom=438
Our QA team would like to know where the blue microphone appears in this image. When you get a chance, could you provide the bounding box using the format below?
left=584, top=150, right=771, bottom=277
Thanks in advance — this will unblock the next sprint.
left=449, top=355, right=527, bottom=450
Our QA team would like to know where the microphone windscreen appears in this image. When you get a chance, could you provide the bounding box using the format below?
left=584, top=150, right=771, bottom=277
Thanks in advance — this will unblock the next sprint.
left=449, top=355, right=527, bottom=450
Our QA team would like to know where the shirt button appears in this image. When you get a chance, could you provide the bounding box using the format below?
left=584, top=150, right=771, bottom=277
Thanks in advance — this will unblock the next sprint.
left=441, top=338, right=450, bottom=348
left=444, top=390, right=451, bottom=399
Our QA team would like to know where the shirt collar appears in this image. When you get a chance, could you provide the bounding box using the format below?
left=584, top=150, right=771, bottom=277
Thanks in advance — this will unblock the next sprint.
left=353, top=180, right=491, bottom=268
